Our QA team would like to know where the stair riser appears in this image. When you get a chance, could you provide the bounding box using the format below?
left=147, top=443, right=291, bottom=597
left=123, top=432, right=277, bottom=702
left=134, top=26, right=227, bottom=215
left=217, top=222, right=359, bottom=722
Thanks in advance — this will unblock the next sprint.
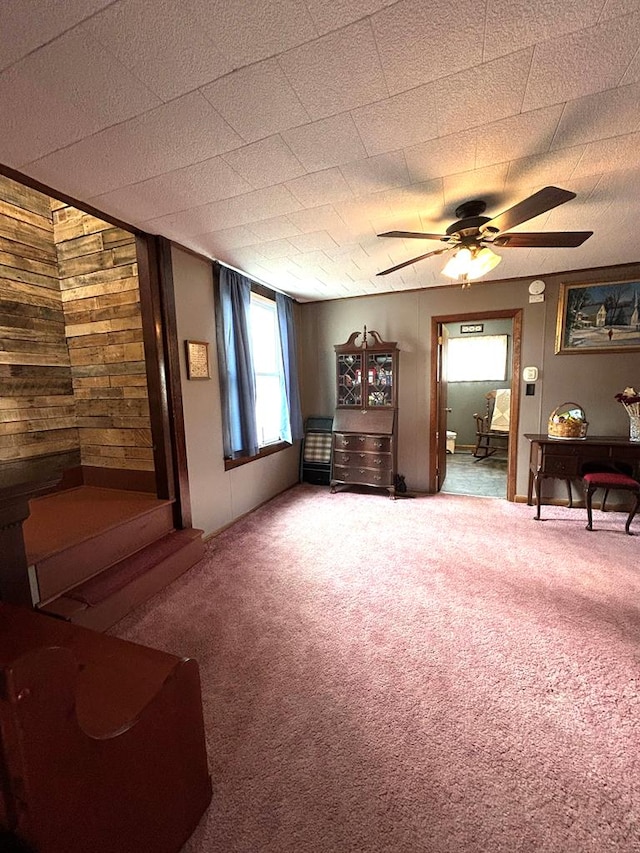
left=35, top=504, right=174, bottom=604
left=70, top=535, right=204, bottom=632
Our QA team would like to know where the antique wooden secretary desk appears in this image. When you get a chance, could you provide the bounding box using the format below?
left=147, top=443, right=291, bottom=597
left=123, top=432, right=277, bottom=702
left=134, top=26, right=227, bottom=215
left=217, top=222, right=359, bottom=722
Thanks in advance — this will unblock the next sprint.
left=330, top=327, right=399, bottom=499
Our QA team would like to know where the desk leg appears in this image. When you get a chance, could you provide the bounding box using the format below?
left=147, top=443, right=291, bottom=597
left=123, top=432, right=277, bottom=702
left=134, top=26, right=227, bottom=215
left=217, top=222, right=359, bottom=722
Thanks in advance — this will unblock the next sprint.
left=533, top=471, right=542, bottom=520
left=566, top=479, right=573, bottom=508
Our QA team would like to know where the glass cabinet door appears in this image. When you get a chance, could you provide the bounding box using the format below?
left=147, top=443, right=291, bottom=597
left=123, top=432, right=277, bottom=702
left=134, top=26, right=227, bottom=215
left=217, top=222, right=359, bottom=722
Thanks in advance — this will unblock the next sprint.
left=337, top=353, right=362, bottom=406
left=366, top=353, right=393, bottom=406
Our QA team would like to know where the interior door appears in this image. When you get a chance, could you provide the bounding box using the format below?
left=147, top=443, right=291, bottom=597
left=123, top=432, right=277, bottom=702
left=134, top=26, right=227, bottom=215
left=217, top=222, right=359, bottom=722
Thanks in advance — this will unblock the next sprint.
left=435, top=324, right=449, bottom=492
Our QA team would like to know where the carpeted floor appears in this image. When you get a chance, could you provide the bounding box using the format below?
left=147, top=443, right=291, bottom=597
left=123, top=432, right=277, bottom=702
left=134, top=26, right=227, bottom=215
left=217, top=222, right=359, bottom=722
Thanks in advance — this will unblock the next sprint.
left=112, top=484, right=640, bottom=853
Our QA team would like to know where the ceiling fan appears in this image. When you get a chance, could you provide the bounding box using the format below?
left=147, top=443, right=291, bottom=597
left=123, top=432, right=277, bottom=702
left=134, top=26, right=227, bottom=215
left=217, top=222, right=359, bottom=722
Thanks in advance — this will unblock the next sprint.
left=376, top=186, right=593, bottom=283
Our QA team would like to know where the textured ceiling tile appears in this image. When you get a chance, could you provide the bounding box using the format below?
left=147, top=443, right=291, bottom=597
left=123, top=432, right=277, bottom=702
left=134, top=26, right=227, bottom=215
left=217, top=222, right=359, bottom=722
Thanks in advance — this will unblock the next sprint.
left=287, top=205, right=345, bottom=233
left=201, top=59, right=311, bottom=144
left=91, top=157, right=253, bottom=221
left=279, top=20, right=387, bottom=119
left=484, top=0, right=607, bottom=62
left=522, top=14, right=640, bottom=111
left=189, top=226, right=262, bottom=254
left=339, top=152, right=410, bottom=196
left=551, top=83, right=640, bottom=149
left=572, top=131, right=640, bottom=178
left=0, top=0, right=113, bottom=71
left=304, top=0, right=395, bottom=35
left=222, top=136, right=305, bottom=189
left=506, top=147, right=585, bottom=188
left=286, top=169, right=355, bottom=207
left=150, top=185, right=303, bottom=236
left=621, top=46, right=640, bottom=84
left=282, top=114, right=367, bottom=171
left=252, top=239, right=300, bottom=260
left=351, top=85, right=439, bottom=155
left=372, top=0, right=484, bottom=95
left=288, top=231, right=339, bottom=252
left=443, top=163, right=510, bottom=210
left=0, top=28, right=161, bottom=165
left=24, top=92, right=244, bottom=196
left=435, top=50, right=533, bottom=137
left=600, top=0, right=640, bottom=20
left=475, top=105, right=565, bottom=168
left=198, top=0, right=318, bottom=67
left=404, top=130, right=477, bottom=183
left=85, top=0, right=235, bottom=100
left=247, top=216, right=302, bottom=241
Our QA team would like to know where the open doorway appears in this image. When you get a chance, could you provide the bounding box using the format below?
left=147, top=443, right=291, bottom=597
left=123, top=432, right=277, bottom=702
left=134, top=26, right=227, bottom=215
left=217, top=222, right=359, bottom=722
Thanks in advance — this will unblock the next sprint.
left=429, top=309, right=522, bottom=500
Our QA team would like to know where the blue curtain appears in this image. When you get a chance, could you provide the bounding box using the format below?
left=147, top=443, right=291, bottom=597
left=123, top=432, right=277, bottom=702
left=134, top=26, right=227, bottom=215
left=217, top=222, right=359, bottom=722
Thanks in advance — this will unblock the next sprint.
left=276, top=292, right=304, bottom=443
left=217, top=267, right=259, bottom=459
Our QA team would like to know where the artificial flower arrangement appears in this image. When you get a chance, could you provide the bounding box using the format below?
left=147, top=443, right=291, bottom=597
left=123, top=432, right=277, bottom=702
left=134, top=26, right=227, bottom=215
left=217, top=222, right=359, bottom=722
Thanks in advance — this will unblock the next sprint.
left=615, top=387, right=640, bottom=416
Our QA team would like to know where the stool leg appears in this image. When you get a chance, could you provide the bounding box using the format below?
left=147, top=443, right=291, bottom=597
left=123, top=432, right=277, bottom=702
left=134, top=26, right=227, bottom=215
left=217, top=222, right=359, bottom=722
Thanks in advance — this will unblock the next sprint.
left=625, top=492, right=640, bottom=535
left=585, top=483, right=595, bottom=530
left=601, top=488, right=609, bottom=512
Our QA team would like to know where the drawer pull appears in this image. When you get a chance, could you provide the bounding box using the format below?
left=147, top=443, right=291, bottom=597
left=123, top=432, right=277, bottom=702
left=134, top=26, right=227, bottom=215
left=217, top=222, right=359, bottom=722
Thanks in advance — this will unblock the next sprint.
left=358, top=436, right=366, bottom=443
left=373, top=441, right=382, bottom=448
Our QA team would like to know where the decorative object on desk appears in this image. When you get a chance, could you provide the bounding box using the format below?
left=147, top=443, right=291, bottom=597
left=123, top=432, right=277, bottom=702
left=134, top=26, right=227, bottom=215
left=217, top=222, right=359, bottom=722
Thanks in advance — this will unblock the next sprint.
left=548, top=402, right=588, bottom=439
left=185, top=340, right=210, bottom=380
left=555, top=279, right=640, bottom=354
left=615, top=387, right=640, bottom=442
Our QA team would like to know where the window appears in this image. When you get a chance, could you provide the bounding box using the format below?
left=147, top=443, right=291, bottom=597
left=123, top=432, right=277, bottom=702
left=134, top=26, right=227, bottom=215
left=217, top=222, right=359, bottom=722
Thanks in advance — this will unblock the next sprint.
left=446, top=334, right=508, bottom=382
left=249, top=293, right=285, bottom=447
left=215, top=264, right=303, bottom=464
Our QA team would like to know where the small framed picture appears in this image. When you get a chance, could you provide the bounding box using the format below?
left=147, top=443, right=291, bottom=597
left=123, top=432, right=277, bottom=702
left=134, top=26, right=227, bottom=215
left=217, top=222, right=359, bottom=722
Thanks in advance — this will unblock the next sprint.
left=185, top=340, right=210, bottom=379
left=460, top=323, right=484, bottom=334
left=556, top=279, right=640, bottom=353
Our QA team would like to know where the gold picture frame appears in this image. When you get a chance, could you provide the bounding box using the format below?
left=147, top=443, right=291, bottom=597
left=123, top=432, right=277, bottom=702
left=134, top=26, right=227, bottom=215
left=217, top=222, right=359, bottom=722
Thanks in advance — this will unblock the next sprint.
left=555, top=279, right=640, bottom=354
left=185, top=340, right=210, bottom=379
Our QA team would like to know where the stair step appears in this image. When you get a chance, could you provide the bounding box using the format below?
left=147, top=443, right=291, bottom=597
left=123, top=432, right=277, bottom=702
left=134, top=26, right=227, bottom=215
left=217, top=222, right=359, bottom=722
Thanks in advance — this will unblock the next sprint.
left=41, top=528, right=204, bottom=632
left=25, top=487, right=174, bottom=604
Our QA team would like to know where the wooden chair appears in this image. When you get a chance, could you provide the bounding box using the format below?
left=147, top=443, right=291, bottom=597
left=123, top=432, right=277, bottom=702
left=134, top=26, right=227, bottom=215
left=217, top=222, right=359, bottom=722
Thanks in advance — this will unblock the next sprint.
left=582, top=462, right=640, bottom=535
left=0, top=603, right=212, bottom=853
left=472, top=390, right=510, bottom=461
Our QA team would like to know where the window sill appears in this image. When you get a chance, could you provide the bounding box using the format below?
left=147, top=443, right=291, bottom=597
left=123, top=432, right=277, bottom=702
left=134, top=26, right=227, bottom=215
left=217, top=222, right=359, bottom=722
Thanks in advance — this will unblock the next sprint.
left=224, top=441, right=292, bottom=471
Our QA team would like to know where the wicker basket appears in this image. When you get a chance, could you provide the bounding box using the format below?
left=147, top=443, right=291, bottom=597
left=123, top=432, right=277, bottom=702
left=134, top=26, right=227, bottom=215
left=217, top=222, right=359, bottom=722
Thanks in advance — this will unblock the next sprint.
left=548, top=402, right=588, bottom=439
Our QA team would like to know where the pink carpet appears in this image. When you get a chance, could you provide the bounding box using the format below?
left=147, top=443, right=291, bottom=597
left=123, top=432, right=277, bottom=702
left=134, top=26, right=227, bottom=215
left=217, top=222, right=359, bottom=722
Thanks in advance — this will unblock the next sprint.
left=112, top=485, right=640, bottom=853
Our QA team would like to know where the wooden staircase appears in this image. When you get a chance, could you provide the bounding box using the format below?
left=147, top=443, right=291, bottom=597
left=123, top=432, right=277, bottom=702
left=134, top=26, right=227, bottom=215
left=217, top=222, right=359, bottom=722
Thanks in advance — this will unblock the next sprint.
left=23, top=486, right=204, bottom=631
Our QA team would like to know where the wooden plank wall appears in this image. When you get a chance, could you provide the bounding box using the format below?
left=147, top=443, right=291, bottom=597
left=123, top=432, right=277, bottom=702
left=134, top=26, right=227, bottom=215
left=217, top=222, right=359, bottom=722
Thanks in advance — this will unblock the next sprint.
left=0, top=176, right=79, bottom=469
left=52, top=204, right=154, bottom=472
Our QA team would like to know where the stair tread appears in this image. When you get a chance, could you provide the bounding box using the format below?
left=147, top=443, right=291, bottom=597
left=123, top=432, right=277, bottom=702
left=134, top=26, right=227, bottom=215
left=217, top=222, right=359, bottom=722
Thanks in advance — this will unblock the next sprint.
left=24, top=486, right=171, bottom=564
left=66, top=529, right=201, bottom=607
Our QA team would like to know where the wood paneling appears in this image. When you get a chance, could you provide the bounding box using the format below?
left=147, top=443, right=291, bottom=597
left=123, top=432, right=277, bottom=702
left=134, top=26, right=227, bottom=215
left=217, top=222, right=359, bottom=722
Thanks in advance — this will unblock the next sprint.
left=0, top=175, right=78, bottom=469
left=54, top=207, right=152, bottom=474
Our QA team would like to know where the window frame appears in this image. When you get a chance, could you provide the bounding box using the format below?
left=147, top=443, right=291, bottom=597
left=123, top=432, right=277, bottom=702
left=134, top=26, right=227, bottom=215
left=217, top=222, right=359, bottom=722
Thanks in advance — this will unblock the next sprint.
left=219, top=281, right=291, bottom=471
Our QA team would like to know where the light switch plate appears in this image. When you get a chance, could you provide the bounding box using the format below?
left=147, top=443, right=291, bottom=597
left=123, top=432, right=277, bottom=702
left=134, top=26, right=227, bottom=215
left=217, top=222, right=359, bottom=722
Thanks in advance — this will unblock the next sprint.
left=529, top=293, right=544, bottom=303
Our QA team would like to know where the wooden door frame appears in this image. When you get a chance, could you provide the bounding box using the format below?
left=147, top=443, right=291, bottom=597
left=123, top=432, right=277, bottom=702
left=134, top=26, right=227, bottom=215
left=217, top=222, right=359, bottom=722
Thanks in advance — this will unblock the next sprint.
left=428, top=308, right=522, bottom=500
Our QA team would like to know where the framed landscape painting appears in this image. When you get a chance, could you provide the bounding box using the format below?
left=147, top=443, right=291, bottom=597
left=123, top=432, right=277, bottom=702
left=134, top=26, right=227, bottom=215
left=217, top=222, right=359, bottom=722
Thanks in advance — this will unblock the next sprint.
left=555, top=279, right=640, bottom=354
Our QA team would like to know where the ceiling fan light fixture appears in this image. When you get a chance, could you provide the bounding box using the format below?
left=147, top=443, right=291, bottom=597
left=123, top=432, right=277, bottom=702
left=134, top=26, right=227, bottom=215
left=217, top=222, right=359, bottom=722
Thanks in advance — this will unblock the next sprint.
left=441, top=244, right=502, bottom=282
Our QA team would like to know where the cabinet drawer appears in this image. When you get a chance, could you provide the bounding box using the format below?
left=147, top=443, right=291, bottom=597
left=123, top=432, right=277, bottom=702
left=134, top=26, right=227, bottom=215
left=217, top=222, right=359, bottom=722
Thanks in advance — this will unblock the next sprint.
left=543, top=456, right=579, bottom=477
left=332, top=465, right=394, bottom=487
left=334, top=433, right=391, bottom=453
left=333, top=450, right=392, bottom=469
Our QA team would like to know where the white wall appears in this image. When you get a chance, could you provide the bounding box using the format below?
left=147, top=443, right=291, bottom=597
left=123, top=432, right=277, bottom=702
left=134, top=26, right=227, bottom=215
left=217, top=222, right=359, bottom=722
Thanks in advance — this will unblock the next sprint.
left=171, top=247, right=300, bottom=537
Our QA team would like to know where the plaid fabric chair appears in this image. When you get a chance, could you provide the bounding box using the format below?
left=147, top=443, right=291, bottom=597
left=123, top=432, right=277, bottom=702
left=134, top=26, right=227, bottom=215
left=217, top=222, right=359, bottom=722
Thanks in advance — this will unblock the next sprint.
left=300, top=417, right=333, bottom=485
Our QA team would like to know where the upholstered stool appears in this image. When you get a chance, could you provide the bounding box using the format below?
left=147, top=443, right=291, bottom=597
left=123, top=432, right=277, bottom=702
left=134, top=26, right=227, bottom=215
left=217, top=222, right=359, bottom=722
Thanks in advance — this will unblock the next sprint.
left=583, top=471, right=640, bottom=535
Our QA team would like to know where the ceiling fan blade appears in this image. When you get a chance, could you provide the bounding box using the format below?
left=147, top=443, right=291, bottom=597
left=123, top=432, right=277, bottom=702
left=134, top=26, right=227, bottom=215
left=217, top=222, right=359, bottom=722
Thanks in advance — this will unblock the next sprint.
left=378, top=230, right=447, bottom=241
left=481, top=186, right=576, bottom=235
left=493, top=231, right=593, bottom=248
left=376, top=247, right=451, bottom=276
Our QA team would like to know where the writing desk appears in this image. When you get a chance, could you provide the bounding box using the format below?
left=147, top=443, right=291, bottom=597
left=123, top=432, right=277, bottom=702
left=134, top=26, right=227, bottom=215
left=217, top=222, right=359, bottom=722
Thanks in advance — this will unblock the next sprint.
left=525, top=433, right=640, bottom=519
